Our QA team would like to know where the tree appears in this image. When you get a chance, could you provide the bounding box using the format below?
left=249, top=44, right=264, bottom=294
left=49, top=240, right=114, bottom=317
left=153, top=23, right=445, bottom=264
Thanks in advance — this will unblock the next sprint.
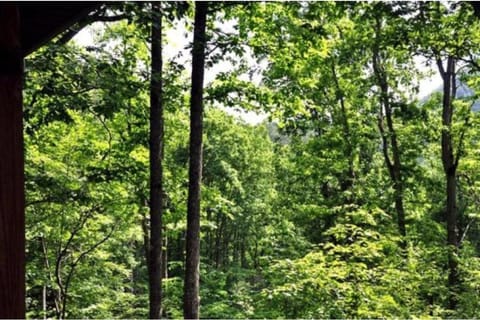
left=21, top=1, right=480, bottom=318
left=184, top=2, right=208, bottom=319
left=408, top=2, right=480, bottom=310
left=148, top=2, right=164, bottom=319
left=370, top=5, right=407, bottom=241
left=438, top=55, right=460, bottom=310
left=24, top=20, right=155, bottom=318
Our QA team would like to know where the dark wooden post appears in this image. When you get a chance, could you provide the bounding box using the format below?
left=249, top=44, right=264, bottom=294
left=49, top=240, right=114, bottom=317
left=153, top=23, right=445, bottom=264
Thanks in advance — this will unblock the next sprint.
left=0, top=4, right=25, bottom=318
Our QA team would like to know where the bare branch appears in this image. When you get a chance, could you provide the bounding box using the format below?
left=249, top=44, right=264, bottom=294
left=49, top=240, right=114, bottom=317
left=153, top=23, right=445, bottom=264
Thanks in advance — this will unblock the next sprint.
left=436, top=56, right=446, bottom=81
left=61, top=223, right=117, bottom=319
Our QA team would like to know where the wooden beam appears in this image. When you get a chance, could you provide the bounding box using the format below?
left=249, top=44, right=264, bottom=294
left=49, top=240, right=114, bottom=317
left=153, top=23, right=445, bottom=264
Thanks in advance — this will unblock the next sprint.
left=0, top=4, right=25, bottom=318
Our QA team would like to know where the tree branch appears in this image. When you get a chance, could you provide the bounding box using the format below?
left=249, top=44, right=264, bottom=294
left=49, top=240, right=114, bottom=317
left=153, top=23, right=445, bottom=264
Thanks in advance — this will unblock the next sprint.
left=436, top=55, right=446, bottom=80
left=61, top=223, right=117, bottom=319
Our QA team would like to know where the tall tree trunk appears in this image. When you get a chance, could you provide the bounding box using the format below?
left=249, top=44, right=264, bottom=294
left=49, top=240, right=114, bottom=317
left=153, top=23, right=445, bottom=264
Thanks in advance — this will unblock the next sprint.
left=141, top=198, right=150, bottom=268
left=372, top=20, right=407, bottom=243
left=148, top=2, right=164, bottom=319
left=205, top=208, right=212, bottom=262
left=0, top=4, right=25, bottom=318
left=330, top=62, right=355, bottom=192
left=184, top=2, right=208, bottom=319
left=437, top=56, right=459, bottom=310
left=214, top=213, right=222, bottom=268
left=43, top=285, right=47, bottom=320
left=222, top=219, right=230, bottom=267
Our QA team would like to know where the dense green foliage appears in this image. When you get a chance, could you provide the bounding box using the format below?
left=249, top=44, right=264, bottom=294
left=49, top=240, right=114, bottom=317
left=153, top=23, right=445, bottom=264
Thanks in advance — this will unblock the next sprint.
left=24, top=1, right=480, bottom=318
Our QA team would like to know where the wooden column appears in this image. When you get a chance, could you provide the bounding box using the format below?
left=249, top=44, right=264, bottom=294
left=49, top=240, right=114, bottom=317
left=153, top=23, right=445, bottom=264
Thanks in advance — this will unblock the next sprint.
left=0, top=4, right=25, bottom=318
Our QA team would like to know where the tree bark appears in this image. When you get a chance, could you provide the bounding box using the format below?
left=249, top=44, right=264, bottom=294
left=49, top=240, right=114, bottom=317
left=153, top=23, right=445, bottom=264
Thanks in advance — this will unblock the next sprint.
left=0, top=4, right=25, bottom=318
left=372, top=20, right=407, bottom=242
left=148, top=2, right=164, bottom=319
left=330, top=62, right=355, bottom=192
left=43, top=285, right=47, bottom=320
left=184, top=2, right=208, bottom=319
left=438, top=56, right=459, bottom=310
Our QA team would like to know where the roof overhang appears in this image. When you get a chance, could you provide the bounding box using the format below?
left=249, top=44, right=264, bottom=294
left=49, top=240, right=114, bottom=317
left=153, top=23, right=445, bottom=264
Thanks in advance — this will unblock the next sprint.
left=18, top=2, right=101, bottom=56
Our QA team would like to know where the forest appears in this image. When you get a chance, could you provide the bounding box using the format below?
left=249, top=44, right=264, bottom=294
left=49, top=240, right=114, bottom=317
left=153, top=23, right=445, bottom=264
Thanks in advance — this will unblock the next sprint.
left=23, top=1, right=480, bottom=318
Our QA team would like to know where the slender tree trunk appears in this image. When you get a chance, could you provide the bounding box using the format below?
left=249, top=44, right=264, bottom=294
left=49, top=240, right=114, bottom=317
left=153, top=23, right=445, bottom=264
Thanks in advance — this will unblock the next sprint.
left=163, top=231, right=168, bottom=280
left=222, top=221, right=230, bottom=267
left=40, top=236, right=60, bottom=315
left=437, top=56, right=459, bottom=310
left=43, top=285, right=47, bottom=320
left=330, top=62, right=355, bottom=191
left=54, top=254, right=64, bottom=319
left=233, top=228, right=240, bottom=266
left=148, top=2, right=164, bottom=318
left=184, top=2, right=208, bottom=319
left=205, top=208, right=212, bottom=262
left=214, top=212, right=222, bottom=268
left=372, top=21, right=407, bottom=242
left=141, top=199, right=150, bottom=268
left=385, top=100, right=407, bottom=240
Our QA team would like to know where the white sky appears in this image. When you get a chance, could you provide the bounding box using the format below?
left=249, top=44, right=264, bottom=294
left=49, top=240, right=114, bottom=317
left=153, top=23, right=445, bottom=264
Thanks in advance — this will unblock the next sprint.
left=74, top=21, right=443, bottom=125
